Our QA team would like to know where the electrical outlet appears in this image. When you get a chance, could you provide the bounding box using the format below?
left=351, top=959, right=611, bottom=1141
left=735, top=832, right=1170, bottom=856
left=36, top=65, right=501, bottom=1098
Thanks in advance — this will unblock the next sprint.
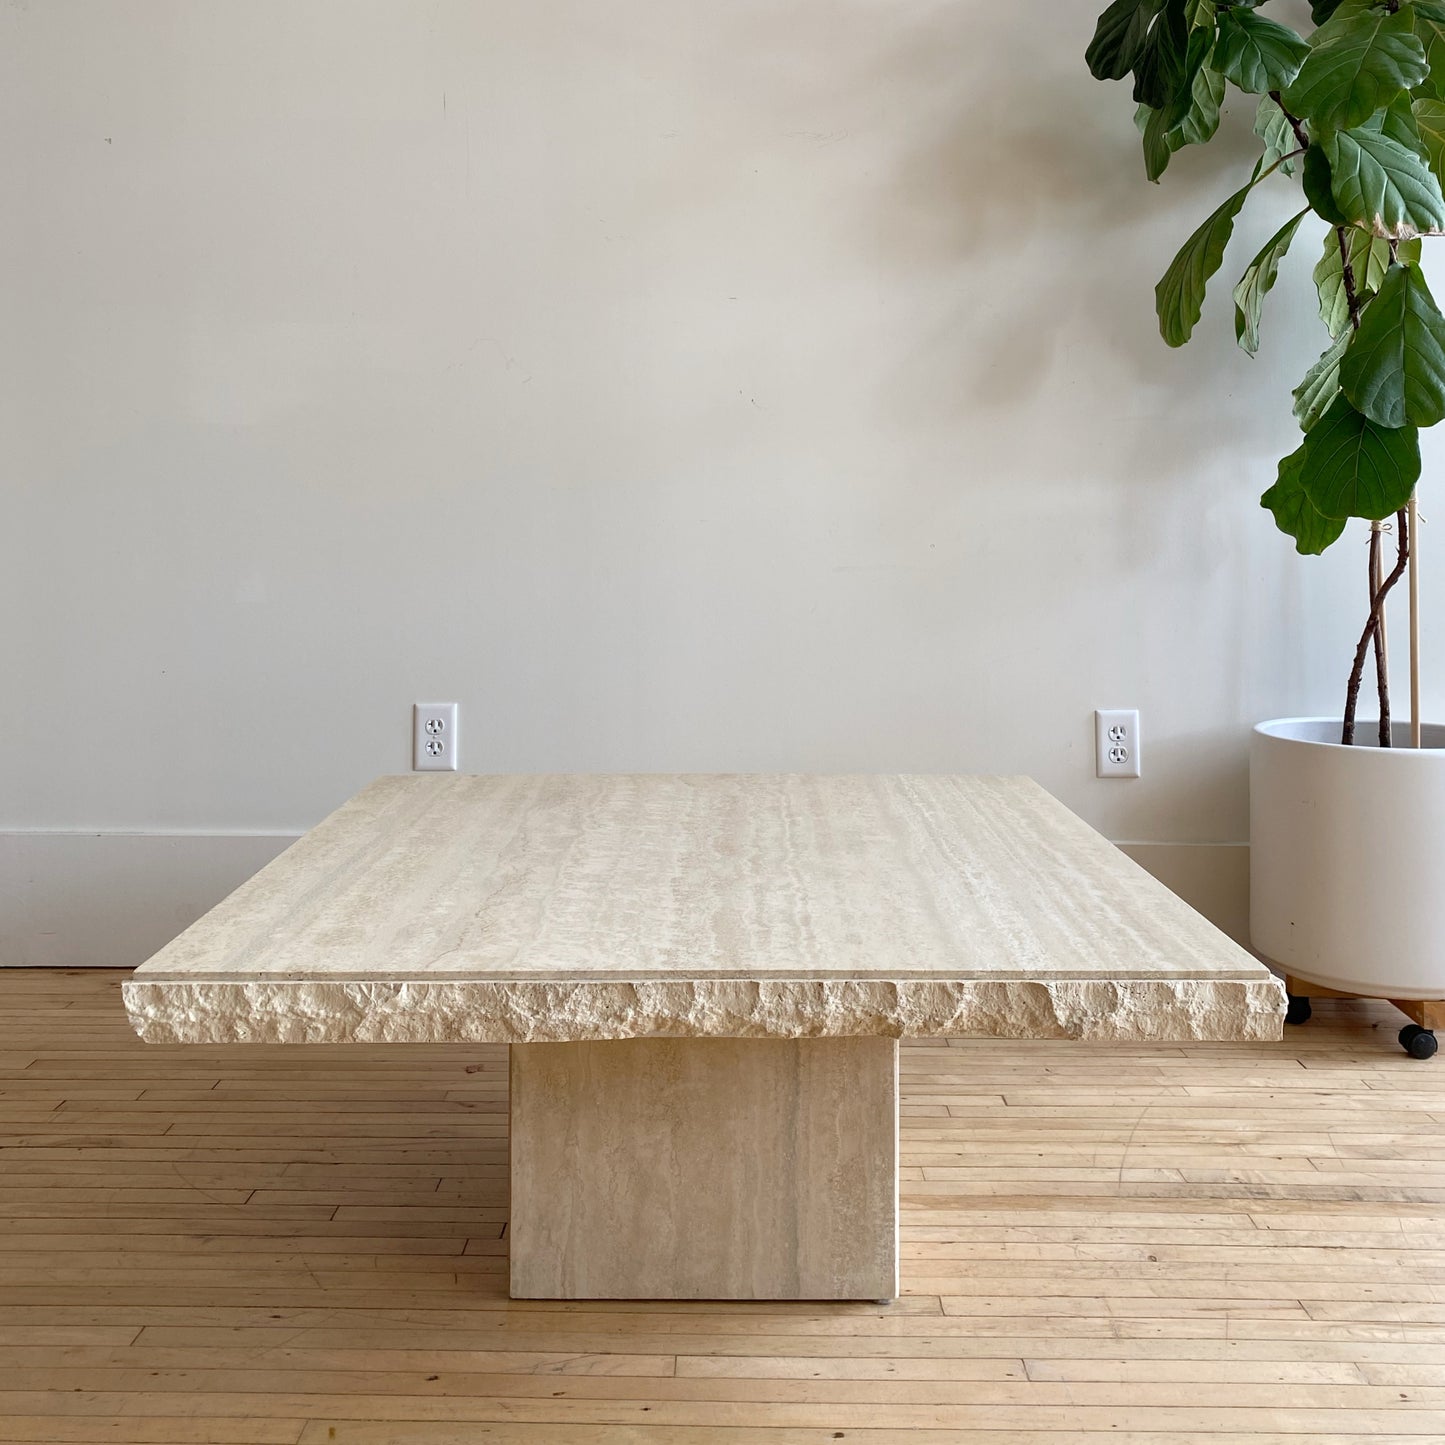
left=1095, top=708, right=1141, bottom=779
left=413, top=702, right=459, bottom=772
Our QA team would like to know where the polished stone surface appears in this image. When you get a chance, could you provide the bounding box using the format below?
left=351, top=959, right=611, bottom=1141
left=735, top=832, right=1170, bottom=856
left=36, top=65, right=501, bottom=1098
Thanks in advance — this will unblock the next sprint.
left=124, top=773, right=1284, bottom=1044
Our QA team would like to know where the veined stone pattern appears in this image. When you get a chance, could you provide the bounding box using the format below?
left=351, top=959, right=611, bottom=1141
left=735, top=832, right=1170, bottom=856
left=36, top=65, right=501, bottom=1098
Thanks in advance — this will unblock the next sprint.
left=124, top=774, right=1285, bottom=1045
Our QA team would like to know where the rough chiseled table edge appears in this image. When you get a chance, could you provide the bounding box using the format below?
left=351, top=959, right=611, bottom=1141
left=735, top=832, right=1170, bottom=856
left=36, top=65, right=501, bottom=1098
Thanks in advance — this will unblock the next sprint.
left=122, top=974, right=1286, bottom=1045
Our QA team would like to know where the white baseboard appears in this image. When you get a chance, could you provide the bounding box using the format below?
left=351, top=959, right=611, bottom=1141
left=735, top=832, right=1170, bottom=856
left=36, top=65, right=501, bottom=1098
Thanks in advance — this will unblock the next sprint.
left=0, top=833, right=1251, bottom=969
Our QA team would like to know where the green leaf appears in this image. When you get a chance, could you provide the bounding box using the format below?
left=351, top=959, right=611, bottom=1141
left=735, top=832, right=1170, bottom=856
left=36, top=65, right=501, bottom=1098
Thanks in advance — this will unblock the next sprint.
left=1293, top=330, right=1352, bottom=430
left=1233, top=208, right=1309, bottom=355
left=1314, top=226, right=1393, bottom=337
left=1340, top=262, right=1445, bottom=427
left=1410, top=1, right=1445, bottom=103
left=1173, top=64, right=1225, bottom=146
left=1367, top=92, right=1424, bottom=151
left=1165, top=24, right=1217, bottom=127
left=1214, top=9, right=1310, bottom=93
left=1140, top=102, right=1176, bottom=180
left=1134, top=0, right=1191, bottom=110
left=1412, top=96, right=1445, bottom=184
left=1262, top=442, right=1349, bottom=553
left=1254, top=94, right=1300, bottom=175
left=1311, top=0, right=1375, bottom=20
left=1282, top=8, right=1427, bottom=134
left=1155, top=179, right=1255, bottom=346
left=1136, top=62, right=1226, bottom=176
left=1320, top=125, right=1445, bottom=238
left=1311, top=227, right=1422, bottom=337
left=1303, top=143, right=1349, bottom=225
left=1185, top=0, right=1214, bottom=30
left=1297, top=395, right=1420, bottom=520
left=1088, top=0, right=1166, bottom=80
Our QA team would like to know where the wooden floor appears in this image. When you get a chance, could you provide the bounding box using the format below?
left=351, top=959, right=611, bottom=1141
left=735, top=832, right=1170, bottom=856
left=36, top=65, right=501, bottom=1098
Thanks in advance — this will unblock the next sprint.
left=1, top=971, right=1443, bottom=1443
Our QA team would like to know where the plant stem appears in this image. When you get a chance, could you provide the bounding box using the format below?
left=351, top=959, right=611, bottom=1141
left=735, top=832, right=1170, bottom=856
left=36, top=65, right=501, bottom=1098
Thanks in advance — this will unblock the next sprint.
left=1342, top=509, right=1410, bottom=746
left=1261, top=95, right=1400, bottom=746
left=1336, top=226, right=1363, bottom=331
left=1329, top=219, right=1377, bottom=743
left=1268, top=92, right=1310, bottom=152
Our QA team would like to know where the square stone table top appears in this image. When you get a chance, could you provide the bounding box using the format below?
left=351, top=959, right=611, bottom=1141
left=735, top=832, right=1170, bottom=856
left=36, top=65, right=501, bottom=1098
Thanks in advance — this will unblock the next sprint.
left=123, top=773, right=1284, bottom=1045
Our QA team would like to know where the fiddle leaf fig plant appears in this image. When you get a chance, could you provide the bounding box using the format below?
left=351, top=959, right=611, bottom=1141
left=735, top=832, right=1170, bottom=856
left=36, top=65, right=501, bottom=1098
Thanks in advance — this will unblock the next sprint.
left=1087, top=0, right=1445, bottom=744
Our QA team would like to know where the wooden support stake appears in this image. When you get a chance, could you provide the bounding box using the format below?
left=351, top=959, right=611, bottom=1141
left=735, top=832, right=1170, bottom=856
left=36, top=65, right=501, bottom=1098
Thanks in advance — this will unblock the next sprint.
left=1371, top=520, right=1388, bottom=678
left=1409, top=496, right=1422, bottom=749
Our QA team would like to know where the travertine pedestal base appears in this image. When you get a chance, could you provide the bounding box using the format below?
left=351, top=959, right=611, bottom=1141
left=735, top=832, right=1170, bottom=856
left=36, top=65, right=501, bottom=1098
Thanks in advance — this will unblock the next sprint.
left=508, top=1035, right=898, bottom=1300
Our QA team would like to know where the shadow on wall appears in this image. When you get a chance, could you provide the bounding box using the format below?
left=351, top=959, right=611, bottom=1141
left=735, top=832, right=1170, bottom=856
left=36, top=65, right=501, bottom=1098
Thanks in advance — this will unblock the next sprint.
left=778, top=9, right=1201, bottom=377
left=678, top=0, right=1324, bottom=805
left=774, top=3, right=1291, bottom=458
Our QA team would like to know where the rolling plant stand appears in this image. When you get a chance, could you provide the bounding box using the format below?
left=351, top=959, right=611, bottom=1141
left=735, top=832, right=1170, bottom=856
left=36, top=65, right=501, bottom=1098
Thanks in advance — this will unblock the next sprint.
left=1284, top=973, right=1442, bottom=1059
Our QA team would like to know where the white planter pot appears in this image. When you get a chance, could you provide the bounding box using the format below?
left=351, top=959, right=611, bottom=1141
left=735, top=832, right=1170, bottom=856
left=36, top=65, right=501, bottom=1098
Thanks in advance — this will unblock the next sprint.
left=1250, top=717, right=1445, bottom=999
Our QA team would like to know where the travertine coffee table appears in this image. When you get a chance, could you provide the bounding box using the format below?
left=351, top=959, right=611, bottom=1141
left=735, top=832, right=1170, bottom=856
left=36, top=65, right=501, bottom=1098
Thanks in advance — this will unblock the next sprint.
left=124, top=774, right=1284, bottom=1302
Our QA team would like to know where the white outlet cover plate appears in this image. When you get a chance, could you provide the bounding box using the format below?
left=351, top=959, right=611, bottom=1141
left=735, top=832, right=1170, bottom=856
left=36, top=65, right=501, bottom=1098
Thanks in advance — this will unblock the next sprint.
left=1095, top=708, right=1140, bottom=779
left=414, top=702, right=459, bottom=772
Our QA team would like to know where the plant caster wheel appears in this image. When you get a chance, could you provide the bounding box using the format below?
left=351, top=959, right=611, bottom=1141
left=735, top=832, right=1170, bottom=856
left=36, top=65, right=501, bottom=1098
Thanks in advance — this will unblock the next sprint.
left=1399, top=1025, right=1439, bottom=1060
left=1285, top=994, right=1312, bottom=1026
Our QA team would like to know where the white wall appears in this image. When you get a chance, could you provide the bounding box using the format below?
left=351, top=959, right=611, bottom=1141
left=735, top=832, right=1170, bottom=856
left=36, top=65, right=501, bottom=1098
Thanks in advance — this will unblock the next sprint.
left=1, top=1, right=1436, bottom=960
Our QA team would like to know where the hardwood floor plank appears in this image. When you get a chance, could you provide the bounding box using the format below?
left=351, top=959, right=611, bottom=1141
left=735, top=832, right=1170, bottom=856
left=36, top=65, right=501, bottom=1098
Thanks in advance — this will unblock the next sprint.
left=0, top=1420, right=303, bottom=1444
left=2, top=972, right=1443, bottom=1442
